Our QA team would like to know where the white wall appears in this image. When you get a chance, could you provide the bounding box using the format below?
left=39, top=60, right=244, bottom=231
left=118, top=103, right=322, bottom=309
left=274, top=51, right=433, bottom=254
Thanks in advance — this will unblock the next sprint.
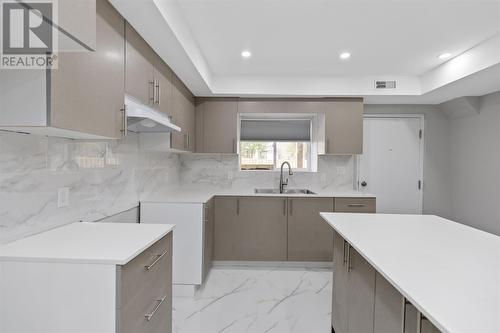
left=364, top=104, right=452, bottom=218
left=448, top=91, right=500, bottom=235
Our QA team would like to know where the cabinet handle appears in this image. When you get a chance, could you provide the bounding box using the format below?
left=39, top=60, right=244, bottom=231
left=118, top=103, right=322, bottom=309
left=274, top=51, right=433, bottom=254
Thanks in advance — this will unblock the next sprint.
left=120, top=105, right=127, bottom=137
left=347, top=203, right=365, bottom=208
left=187, top=133, right=190, bottom=150
left=326, top=139, right=330, bottom=154
left=145, top=250, right=168, bottom=271
left=342, top=240, right=347, bottom=267
left=236, top=198, right=240, bottom=215
left=402, top=299, right=411, bottom=333
left=289, top=199, right=293, bottom=216
left=283, top=199, right=286, bottom=215
left=155, top=81, right=160, bottom=105
left=149, top=80, right=155, bottom=104
left=144, top=295, right=167, bottom=321
left=347, top=244, right=352, bottom=272
left=184, top=133, right=187, bottom=149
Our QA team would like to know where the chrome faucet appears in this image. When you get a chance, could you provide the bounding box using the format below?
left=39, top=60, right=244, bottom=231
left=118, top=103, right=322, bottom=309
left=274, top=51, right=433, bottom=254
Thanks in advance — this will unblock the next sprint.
left=279, top=161, right=293, bottom=193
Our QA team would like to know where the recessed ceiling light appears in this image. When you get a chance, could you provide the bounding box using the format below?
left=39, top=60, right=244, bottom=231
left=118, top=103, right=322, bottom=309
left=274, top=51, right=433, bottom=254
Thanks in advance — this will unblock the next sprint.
left=241, top=51, right=252, bottom=58
left=438, top=53, right=451, bottom=60
left=339, top=52, right=351, bottom=60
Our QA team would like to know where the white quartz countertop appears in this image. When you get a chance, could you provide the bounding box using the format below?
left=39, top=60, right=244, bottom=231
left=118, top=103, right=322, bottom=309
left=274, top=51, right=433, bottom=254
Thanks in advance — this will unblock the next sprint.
left=142, top=188, right=375, bottom=204
left=320, top=213, right=500, bottom=333
left=0, top=222, right=175, bottom=265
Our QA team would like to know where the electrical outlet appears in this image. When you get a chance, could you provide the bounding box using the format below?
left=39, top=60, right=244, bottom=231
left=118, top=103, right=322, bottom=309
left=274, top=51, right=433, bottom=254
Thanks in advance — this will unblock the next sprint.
left=336, top=166, right=346, bottom=175
left=57, top=187, right=70, bottom=208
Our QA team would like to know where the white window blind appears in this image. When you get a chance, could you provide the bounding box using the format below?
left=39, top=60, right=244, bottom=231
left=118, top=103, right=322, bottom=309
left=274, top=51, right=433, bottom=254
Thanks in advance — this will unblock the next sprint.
left=240, top=119, right=311, bottom=141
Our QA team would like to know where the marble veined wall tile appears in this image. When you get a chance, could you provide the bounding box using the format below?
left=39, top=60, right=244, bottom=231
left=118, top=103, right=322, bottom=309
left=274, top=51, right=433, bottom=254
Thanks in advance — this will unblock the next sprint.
left=179, top=154, right=355, bottom=192
left=0, top=132, right=180, bottom=244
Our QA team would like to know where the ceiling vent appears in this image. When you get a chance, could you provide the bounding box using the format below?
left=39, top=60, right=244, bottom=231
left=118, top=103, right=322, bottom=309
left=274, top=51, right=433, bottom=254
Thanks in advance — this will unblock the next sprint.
left=375, top=80, right=397, bottom=89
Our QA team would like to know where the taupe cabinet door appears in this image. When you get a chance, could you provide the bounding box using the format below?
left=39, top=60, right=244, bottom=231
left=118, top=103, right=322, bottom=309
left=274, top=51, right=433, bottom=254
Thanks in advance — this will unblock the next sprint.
left=214, top=197, right=287, bottom=260
left=325, top=100, right=363, bottom=154
left=374, top=272, right=405, bottom=333
left=203, top=198, right=215, bottom=281
left=153, top=56, right=173, bottom=117
left=51, top=0, right=124, bottom=139
left=171, top=76, right=195, bottom=152
left=332, top=231, right=376, bottom=333
left=125, top=23, right=155, bottom=107
left=335, top=197, right=376, bottom=213
left=287, top=198, right=334, bottom=261
left=332, top=231, right=349, bottom=333
left=195, top=99, right=238, bottom=153
left=347, top=246, right=376, bottom=333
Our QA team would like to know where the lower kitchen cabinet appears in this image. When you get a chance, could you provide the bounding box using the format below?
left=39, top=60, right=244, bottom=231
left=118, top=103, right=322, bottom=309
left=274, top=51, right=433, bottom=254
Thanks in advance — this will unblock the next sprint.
left=332, top=231, right=350, bottom=333
left=203, top=198, right=215, bottom=281
left=335, top=197, right=376, bottom=213
left=0, top=225, right=173, bottom=333
left=332, top=230, right=441, bottom=333
left=332, top=230, right=376, bottom=333
left=287, top=197, right=334, bottom=261
left=117, top=233, right=172, bottom=333
left=373, top=272, right=405, bottom=333
left=214, top=197, right=287, bottom=261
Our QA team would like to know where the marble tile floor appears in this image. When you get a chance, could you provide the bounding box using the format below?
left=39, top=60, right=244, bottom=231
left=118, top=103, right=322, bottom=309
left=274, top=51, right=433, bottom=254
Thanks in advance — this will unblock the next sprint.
left=173, top=267, right=332, bottom=333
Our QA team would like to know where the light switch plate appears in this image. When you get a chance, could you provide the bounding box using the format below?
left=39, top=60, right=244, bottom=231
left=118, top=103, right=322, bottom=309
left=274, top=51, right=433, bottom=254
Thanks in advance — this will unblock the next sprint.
left=57, top=187, right=70, bottom=208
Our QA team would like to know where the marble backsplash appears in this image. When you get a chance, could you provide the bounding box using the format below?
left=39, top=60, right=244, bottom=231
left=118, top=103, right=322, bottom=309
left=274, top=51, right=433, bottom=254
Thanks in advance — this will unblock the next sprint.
left=0, top=131, right=180, bottom=244
left=0, top=131, right=355, bottom=243
left=179, top=154, right=355, bottom=192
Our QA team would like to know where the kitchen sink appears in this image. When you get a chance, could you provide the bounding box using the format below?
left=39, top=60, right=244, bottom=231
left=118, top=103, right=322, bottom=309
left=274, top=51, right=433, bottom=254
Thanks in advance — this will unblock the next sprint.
left=254, top=188, right=316, bottom=195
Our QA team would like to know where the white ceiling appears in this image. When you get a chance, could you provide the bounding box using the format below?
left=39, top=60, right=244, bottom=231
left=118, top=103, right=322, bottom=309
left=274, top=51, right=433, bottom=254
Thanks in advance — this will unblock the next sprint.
left=177, top=0, right=500, bottom=76
left=110, top=0, right=500, bottom=103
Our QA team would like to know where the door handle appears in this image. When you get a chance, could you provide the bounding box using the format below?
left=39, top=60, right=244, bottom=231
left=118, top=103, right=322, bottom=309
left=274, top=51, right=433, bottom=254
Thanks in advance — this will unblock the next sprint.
left=361, top=181, right=367, bottom=187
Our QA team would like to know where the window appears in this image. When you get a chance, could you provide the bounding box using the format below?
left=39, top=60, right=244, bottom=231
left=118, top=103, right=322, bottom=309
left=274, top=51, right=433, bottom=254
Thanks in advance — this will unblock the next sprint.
left=239, top=118, right=312, bottom=171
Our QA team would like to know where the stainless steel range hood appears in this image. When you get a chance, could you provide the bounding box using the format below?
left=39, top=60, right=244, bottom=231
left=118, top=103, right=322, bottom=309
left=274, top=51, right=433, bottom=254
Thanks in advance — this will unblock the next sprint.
left=125, top=95, right=181, bottom=133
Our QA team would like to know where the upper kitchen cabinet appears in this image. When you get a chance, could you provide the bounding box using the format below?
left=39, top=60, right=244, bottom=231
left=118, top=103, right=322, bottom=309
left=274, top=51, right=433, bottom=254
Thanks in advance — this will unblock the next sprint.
left=195, top=98, right=238, bottom=154
left=171, top=74, right=196, bottom=152
left=57, top=0, right=97, bottom=51
left=238, top=99, right=287, bottom=113
left=125, top=23, right=156, bottom=107
left=0, top=0, right=125, bottom=139
left=153, top=55, right=174, bottom=117
left=324, top=99, right=364, bottom=155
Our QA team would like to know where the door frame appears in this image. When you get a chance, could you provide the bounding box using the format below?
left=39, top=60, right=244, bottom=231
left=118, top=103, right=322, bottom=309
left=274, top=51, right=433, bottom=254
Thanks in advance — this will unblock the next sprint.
left=356, top=114, right=425, bottom=214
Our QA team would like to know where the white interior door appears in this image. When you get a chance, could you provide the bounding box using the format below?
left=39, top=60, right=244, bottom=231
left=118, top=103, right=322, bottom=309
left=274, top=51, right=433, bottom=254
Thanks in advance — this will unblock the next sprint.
left=359, top=116, right=423, bottom=214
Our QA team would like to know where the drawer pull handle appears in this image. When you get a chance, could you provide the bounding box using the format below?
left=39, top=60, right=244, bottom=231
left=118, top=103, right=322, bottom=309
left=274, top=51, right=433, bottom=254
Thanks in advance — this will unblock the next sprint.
left=347, top=204, right=365, bottom=207
left=144, top=295, right=167, bottom=321
left=145, top=250, right=168, bottom=270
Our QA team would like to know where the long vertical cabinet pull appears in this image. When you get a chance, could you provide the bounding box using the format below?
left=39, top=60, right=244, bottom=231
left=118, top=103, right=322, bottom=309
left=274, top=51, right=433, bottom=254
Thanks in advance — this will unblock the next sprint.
left=347, top=244, right=352, bottom=272
left=120, top=105, right=127, bottom=137
left=283, top=199, right=286, bottom=216
left=236, top=198, right=240, bottom=215
left=289, top=199, right=293, bottom=216
left=326, top=139, right=330, bottom=154
left=149, top=80, right=155, bottom=104
left=156, top=81, right=160, bottom=105
left=342, top=240, right=347, bottom=267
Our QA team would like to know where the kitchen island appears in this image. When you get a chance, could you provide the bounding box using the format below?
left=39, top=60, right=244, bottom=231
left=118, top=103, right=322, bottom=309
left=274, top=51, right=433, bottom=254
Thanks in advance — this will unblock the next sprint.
left=0, top=222, right=175, bottom=333
left=320, top=213, right=500, bottom=333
